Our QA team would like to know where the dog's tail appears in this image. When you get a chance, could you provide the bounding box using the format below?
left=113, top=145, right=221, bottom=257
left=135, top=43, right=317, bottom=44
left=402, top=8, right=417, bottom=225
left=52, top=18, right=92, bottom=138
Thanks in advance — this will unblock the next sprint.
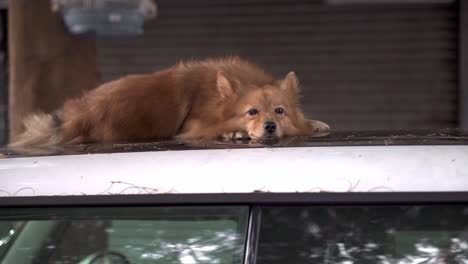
left=8, top=112, right=63, bottom=149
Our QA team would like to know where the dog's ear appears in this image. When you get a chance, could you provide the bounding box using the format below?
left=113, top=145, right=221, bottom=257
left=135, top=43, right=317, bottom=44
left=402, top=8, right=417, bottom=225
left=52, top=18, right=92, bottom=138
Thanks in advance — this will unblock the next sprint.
left=217, top=71, right=235, bottom=99
left=280, top=71, right=300, bottom=94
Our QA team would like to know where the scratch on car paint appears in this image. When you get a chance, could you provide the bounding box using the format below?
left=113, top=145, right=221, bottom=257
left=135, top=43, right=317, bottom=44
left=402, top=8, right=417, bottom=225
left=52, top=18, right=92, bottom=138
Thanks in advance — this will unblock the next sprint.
left=304, top=179, right=393, bottom=193
left=0, top=187, right=36, bottom=196
left=98, top=181, right=175, bottom=195
left=367, top=186, right=394, bottom=192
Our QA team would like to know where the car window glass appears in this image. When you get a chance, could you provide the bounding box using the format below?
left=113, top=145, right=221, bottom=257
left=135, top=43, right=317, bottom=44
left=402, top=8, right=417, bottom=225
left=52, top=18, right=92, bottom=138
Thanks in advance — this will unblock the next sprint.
left=257, top=205, right=468, bottom=264
left=0, top=206, right=249, bottom=264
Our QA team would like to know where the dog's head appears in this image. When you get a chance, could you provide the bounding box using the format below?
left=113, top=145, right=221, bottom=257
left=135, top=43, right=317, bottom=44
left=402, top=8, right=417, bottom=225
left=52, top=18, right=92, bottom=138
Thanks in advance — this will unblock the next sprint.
left=217, top=71, right=328, bottom=140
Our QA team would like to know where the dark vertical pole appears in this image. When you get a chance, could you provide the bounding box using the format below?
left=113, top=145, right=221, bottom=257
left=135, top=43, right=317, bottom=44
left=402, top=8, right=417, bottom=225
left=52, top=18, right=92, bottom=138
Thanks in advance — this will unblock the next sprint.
left=459, top=0, right=468, bottom=128
left=0, top=9, right=8, bottom=145
left=8, top=0, right=99, bottom=139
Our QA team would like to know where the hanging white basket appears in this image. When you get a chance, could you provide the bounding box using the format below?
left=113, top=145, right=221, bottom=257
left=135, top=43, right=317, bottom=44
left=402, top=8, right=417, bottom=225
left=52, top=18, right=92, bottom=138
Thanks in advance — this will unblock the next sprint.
left=51, top=0, right=157, bottom=37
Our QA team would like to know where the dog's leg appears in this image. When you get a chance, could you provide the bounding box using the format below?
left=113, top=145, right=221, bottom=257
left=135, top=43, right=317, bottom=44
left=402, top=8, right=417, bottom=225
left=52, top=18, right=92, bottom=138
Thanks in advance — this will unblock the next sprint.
left=177, top=118, right=247, bottom=141
left=306, top=119, right=330, bottom=133
left=221, top=131, right=249, bottom=141
left=291, top=118, right=330, bottom=137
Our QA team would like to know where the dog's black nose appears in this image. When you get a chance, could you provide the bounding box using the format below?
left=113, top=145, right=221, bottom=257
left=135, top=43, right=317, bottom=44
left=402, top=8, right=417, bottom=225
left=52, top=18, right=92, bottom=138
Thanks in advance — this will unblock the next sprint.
left=264, top=121, right=277, bottom=134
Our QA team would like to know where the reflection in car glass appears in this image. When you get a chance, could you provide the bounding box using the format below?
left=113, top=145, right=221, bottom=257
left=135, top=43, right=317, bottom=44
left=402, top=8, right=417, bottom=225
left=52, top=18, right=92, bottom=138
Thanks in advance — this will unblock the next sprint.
left=0, top=206, right=249, bottom=264
left=257, top=205, right=468, bottom=264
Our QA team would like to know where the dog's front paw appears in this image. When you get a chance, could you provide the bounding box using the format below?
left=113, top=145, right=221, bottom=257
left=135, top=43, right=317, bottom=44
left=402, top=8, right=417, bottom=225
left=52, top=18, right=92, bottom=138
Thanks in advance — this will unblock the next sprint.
left=308, top=120, right=330, bottom=133
left=221, top=131, right=250, bottom=141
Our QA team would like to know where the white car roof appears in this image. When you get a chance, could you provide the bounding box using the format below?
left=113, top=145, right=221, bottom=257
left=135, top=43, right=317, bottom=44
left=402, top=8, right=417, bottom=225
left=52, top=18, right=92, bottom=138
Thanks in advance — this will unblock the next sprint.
left=1, top=143, right=467, bottom=197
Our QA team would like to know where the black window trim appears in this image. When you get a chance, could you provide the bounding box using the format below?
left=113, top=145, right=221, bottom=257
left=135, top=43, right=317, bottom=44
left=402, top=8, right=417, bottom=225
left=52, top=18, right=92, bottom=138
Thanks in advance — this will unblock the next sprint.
left=244, top=206, right=261, bottom=264
left=0, top=192, right=468, bottom=207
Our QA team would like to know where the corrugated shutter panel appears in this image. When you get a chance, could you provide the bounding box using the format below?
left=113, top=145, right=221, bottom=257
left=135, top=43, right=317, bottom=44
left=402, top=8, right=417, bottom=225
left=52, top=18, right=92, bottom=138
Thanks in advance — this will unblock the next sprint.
left=97, top=0, right=458, bottom=130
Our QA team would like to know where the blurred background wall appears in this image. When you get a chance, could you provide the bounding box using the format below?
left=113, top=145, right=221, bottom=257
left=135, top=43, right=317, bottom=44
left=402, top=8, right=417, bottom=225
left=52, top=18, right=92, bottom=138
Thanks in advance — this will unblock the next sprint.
left=0, top=0, right=465, bottom=145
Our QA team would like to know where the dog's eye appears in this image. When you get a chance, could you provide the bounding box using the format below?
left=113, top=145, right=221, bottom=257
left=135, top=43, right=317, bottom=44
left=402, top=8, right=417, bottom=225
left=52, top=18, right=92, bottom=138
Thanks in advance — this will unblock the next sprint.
left=275, top=107, right=285, bottom=115
left=247, top=108, right=258, bottom=116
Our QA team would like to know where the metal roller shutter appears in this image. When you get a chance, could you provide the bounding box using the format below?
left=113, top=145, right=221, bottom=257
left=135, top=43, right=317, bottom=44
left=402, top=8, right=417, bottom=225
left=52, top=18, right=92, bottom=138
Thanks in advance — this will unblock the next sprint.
left=97, top=0, right=458, bottom=130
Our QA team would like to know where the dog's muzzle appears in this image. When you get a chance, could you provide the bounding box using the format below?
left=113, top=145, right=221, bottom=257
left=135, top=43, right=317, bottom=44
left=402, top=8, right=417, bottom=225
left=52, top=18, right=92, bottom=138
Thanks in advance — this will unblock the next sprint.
left=263, top=121, right=277, bottom=136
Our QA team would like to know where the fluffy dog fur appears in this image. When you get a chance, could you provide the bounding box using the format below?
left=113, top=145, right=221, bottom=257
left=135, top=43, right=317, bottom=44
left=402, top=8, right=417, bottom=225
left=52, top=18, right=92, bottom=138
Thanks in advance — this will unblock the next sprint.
left=10, top=57, right=329, bottom=148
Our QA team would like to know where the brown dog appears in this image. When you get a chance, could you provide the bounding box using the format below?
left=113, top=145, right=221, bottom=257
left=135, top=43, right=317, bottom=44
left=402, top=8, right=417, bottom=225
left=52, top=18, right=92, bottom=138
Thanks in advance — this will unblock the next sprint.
left=10, top=57, right=329, bottom=147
